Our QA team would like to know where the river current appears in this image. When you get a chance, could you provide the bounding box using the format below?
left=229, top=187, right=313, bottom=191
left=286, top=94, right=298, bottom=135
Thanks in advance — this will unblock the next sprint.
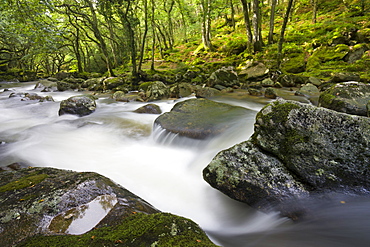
left=1, top=81, right=370, bottom=247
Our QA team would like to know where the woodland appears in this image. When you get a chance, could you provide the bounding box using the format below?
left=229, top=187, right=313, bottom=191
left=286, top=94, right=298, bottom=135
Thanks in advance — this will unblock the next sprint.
left=0, top=0, right=370, bottom=85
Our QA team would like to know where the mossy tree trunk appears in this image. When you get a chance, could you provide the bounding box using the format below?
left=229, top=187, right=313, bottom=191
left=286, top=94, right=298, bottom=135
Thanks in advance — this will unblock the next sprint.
left=241, top=0, right=254, bottom=52
left=268, top=0, right=277, bottom=44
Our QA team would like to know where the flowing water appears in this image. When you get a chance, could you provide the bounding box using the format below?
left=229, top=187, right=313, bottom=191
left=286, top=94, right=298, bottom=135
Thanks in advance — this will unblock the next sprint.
left=1, top=81, right=370, bottom=247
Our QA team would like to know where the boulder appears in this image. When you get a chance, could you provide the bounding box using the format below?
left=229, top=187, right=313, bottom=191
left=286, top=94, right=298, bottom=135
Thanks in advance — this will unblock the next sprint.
left=264, top=87, right=278, bottom=99
left=239, top=62, right=269, bottom=80
left=253, top=99, right=370, bottom=189
left=331, top=72, right=361, bottom=83
left=81, top=77, right=105, bottom=91
left=203, top=140, right=308, bottom=210
left=58, top=95, right=97, bottom=117
left=195, top=86, right=221, bottom=98
left=34, top=79, right=58, bottom=92
left=113, top=91, right=144, bottom=102
left=0, top=167, right=159, bottom=246
left=170, top=83, right=193, bottom=98
left=134, top=104, right=162, bottom=114
left=207, top=67, right=239, bottom=88
left=103, top=77, right=126, bottom=90
left=344, top=44, right=369, bottom=64
left=295, top=83, right=320, bottom=97
left=19, top=212, right=218, bottom=247
left=204, top=99, right=370, bottom=217
left=9, top=92, right=54, bottom=102
left=319, top=81, right=370, bottom=116
left=146, top=81, right=169, bottom=101
left=154, top=98, right=251, bottom=139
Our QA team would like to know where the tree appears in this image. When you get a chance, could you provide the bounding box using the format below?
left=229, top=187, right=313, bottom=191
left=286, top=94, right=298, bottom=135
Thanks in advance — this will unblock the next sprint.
left=277, top=0, right=295, bottom=69
left=199, top=0, right=213, bottom=50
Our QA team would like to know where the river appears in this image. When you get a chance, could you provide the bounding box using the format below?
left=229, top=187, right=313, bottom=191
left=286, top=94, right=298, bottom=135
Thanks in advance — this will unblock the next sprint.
left=1, top=81, right=370, bottom=247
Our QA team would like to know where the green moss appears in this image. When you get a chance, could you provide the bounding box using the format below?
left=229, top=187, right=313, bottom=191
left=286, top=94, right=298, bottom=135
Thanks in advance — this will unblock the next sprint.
left=0, top=172, right=48, bottom=193
left=19, top=213, right=218, bottom=247
left=256, top=101, right=300, bottom=126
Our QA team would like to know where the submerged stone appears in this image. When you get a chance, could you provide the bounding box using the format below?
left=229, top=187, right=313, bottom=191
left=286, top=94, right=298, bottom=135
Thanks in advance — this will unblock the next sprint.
left=154, top=98, right=251, bottom=139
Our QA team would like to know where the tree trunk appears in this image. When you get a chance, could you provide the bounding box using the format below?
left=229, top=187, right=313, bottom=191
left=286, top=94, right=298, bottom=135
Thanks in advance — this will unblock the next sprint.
left=150, top=0, right=156, bottom=71
left=240, top=0, right=253, bottom=52
left=200, top=0, right=213, bottom=51
left=252, top=0, right=263, bottom=52
left=277, top=0, right=295, bottom=69
left=138, top=0, right=148, bottom=72
left=85, top=0, right=115, bottom=77
left=268, top=0, right=277, bottom=44
left=311, top=0, right=318, bottom=23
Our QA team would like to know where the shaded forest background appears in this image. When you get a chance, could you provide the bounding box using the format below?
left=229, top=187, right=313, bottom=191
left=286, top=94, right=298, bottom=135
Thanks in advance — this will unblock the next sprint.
left=0, top=0, right=369, bottom=84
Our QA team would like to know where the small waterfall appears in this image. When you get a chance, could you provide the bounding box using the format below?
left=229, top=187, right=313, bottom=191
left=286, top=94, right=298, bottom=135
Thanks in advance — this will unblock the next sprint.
left=152, top=123, right=210, bottom=148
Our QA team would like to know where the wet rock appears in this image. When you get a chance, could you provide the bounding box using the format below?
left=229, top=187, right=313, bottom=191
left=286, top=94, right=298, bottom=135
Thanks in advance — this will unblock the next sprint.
left=103, top=77, right=126, bottom=90
left=319, top=81, right=370, bottom=116
left=203, top=140, right=308, bottom=211
left=295, top=83, right=320, bottom=97
left=331, top=72, right=360, bottom=83
left=195, top=86, right=221, bottom=98
left=264, top=87, right=278, bottom=99
left=58, top=95, right=97, bottom=117
left=239, top=62, right=269, bottom=80
left=34, top=79, right=58, bottom=92
left=112, top=91, right=144, bottom=102
left=253, top=99, right=370, bottom=189
left=81, top=77, right=105, bottom=91
left=154, top=98, right=251, bottom=139
left=0, top=167, right=159, bottom=247
left=169, top=83, right=194, bottom=98
left=207, top=67, right=239, bottom=88
left=9, top=92, right=54, bottom=102
left=145, top=81, right=169, bottom=101
left=204, top=99, right=370, bottom=218
left=134, top=104, right=162, bottom=114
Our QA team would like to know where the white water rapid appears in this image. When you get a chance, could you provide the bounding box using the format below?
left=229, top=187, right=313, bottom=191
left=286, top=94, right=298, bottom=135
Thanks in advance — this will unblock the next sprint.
left=1, top=81, right=370, bottom=247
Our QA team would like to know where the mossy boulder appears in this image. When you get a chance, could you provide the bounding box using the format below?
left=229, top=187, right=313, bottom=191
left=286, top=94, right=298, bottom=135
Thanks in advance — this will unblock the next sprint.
left=253, top=99, right=370, bottom=189
left=58, top=95, right=97, bottom=117
left=81, top=77, right=105, bottom=91
left=9, top=92, right=54, bottom=102
left=207, top=67, right=239, bottom=88
left=239, top=62, right=269, bottom=80
left=204, top=99, right=370, bottom=217
left=295, top=83, right=320, bottom=97
left=170, top=83, right=194, bottom=98
left=306, top=45, right=349, bottom=70
left=319, top=82, right=370, bottom=116
left=154, top=98, right=252, bottom=139
left=0, top=167, right=159, bottom=247
left=264, top=87, right=278, bottom=99
left=113, top=91, right=145, bottom=102
left=145, top=81, right=170, bottom=101
left=281, top=53, right=306, bottom=74
left=203, top=140, right=308, bottom=212
left=103, top=77, right=126, bottom=90
left=195, top=86, right=221, bottom=98
left=19, top=212, right=218, bottom=247
left=134, top=104, right=162, bottom=114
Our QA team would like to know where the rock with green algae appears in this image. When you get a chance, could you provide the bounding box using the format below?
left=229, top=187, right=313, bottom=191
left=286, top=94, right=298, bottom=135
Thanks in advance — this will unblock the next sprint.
left=253, top=98, right=370, bottom=189
left=18, top=212, right=219, bottom=247
left=134, top=104, right=162, bottom=114
left=203, top=99, right=370, bottom=218
left=0, top=167, right=159, bottom=247
left=145, top=81, right=170, bottom=101
left=206, top=67, right=239, bottom=88
left=318, top=81, right=370, bottom=116
left=203, top=140, right=308, bottom=211
left=154, top=98, right=252, bottom=139
left=58, top=95, right=97, bottom=117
